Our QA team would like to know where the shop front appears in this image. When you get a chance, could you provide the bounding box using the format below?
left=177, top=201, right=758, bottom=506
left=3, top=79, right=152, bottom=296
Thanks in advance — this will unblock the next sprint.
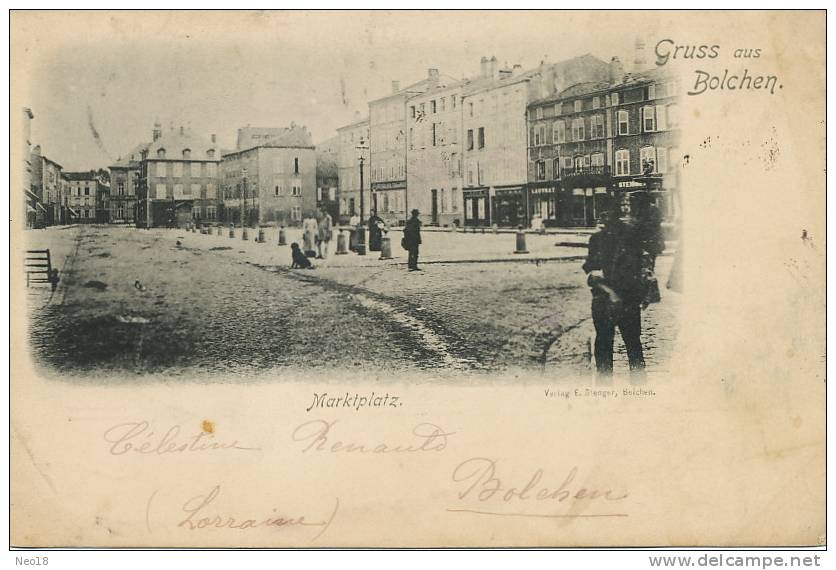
left=527, top=184, right=559, bottom=227
left=463, top=188, right=490, bottom=227
left=491, top=186, right=528, bottom=228
left=555, top=186, right=612, bottom=228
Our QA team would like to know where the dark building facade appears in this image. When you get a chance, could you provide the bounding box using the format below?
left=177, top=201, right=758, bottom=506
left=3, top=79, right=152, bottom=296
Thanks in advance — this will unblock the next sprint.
left=526, top=62, right=680, bottom=227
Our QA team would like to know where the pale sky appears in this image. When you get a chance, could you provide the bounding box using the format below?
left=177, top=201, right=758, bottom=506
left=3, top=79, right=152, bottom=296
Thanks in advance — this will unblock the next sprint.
left=13, top=10, right=655, bottom=170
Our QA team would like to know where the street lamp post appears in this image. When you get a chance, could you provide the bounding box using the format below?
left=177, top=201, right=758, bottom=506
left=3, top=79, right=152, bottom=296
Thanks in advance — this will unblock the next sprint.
left=241, top=167, right=249, bottom=240
left=356, top=138, right=369, bottom=256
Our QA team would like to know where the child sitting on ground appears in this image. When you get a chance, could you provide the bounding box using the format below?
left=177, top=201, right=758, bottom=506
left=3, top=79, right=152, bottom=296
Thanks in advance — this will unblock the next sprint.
left=290, top=242, right=314, bottom=269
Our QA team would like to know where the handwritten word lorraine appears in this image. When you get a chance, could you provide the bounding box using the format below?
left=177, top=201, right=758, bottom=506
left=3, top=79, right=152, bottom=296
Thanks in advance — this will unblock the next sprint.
left=451, top=457, right=629, bottom=504
left=306, top=391, right=401, bottom=412
left=292, top=419, right=454, bottom=454
left=103, top=421, right=259, bottom=456
left=176, top=484, right=338, bottom=541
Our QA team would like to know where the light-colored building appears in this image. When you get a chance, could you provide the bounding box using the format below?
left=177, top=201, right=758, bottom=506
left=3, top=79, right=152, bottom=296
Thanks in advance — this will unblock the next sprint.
left=22, top=108, right=42, bottom=228
left=369, top=69, right=456, bottom=227
left=315, top=135, right=340, bottom=223
left=64, top=171, right=109, bottom=223
left=405, top=77, right=466, bottom=227
left=136, top=124, right=222, bottom=228
left=220, top=125, right=316, bottom=227
left=460, top=54, right=610, bottom=227
left=30, top=145, right=64, bottom=227
left=335, top=116, right=369, bottom=223
left=109, top=141, right=149, bottom=225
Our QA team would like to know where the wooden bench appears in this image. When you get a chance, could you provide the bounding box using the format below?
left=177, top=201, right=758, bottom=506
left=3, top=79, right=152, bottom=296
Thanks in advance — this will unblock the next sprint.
left=25, top=249, right=60, bottom=292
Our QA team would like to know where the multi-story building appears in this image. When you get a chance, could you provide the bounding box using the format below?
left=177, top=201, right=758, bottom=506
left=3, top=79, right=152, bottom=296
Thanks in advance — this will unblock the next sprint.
left=335, top=116, right=369, bottom=223
left=219, top=125, right=316, bottom=227
left=136, top=124, right=222, bottom=228
left=526, top=60, right=680, bottom=227
left=30, top=145, right=65, bottom=227
left=405, top=76, right=465, bottom=227
left=109, top=141, right=149, bottom=224
left=63, top=171, right=111, bottom=223
left=460, top=54, right=610, bottom=227
left=21, top=108, right=42, bottom=228
left=315, top=135, right=340, bottom=222
left=369, top=69, right=455, bottom=227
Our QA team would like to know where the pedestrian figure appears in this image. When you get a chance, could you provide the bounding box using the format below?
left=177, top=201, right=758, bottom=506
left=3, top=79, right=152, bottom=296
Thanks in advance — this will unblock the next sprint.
left=290, top=243, right=314, bottom=269
left=368, top=211, right=384, bottom=251
left=403, top=208, right=422, bottom=271
left=348, top=212, right=360, bottom=252
left=583, top=206, right=649, bottom=377
left=302, top=212, right=318, bottom=258
left=317, top=208, right=333, bottom=259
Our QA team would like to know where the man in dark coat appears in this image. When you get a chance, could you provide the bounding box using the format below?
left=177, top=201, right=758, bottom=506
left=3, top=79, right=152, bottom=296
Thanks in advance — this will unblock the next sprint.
left=583, top=206, right=647, bottom=376
left=403, top=209, right=422, bottom=271
left=368, top=212, right=384, bottom=251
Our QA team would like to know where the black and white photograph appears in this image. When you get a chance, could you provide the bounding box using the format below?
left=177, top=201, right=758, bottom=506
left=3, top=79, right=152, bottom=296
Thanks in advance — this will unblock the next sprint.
left=9, top=9, right=825, bottom=553
left=20, top=11, right=682, bottom=383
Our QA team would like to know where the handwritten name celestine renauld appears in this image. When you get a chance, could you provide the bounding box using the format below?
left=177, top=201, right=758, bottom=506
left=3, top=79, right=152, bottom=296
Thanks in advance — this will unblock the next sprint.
left=655, top=39, right=781, bottom=96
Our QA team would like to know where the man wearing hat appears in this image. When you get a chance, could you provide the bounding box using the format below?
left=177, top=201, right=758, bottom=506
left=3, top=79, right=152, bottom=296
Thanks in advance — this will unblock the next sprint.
left=403, top=209, right=423, bottom=271
left=583, top=205, right=647, bottom=376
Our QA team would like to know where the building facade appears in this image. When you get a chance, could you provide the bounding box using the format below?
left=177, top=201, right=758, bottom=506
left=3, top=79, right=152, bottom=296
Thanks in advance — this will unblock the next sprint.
left=30, top=146, right=65, bottom=227
left=335, top=117, right=369, bottom=224
left=369, top=69, right=453, bottom=227
left=136, top=125, right=222, bottom=228
left=460, top=54, right=611, bottom=228
left=64, top=171, right=107, bottom=223
left=526, top=62, right=680, bottom=227
left=109, top=142, right=148, bottom=225
left=315, top=135, right=340, bottom=222
left=219, top=125, right=316, bottom=227
left=405, top=77, right=465, bottom=227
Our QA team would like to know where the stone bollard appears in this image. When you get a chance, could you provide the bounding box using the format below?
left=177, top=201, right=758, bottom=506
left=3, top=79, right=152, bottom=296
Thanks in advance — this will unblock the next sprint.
left=191, top=225, right=197, bottom=233
left=216, top=225, right=222, bottom=236
left=379, top=235, right=393, bottom=260
left=242, top=227, right=249, bottom=240
left=492, top=224, right=499, bottom=234
left=336, top=230, right=348, bottom=254
left=257, top=228, right=265, bottom=243
left=451, top=224, right=457, bottom=233
left=514, top=228, right=529, bottom=254
left=278, top=226, right=287, bottom=246
left=229, top=223, right=235, bottom=238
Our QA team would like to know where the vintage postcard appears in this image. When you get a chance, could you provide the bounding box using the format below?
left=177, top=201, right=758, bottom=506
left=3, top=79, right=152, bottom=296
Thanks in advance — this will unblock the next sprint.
left=10, top=10, right=825, bottom=547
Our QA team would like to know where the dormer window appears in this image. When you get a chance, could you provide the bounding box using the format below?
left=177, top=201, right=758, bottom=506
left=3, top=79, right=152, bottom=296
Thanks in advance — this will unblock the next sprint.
left=182, top=148, right=191, bottom=159
left=206, top=149, right=215, bottom=158
left=157, top=148, right=166, bottom=159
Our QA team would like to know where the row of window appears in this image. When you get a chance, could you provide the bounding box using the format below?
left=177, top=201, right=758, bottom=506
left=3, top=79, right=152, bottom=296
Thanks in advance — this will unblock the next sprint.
left=466, top=127, right=486, bottom=151
left=410, top=95, right=458, bottom=120
left=530, top=146, right=674, bottom=180
left=154, top=183, right=218, bottom=200
left=154, top=161, right=218, bottom=178
left=370, top=160, right=405, bottom=182
left=532, top=105, right=679, bottom=146
left=532, top=81, right=678, bottom=120
left=156, top=148, right=215, bottom=159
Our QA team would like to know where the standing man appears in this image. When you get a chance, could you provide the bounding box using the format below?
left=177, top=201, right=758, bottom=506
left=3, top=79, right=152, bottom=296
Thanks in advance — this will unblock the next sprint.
left=404, top=208, right=422, bottom=272
left=582, top=205, right=648, bottom=376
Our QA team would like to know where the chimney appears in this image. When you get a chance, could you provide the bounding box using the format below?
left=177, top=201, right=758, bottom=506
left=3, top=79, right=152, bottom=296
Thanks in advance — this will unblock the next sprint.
left=512, top=63, right=523, bottom=76
left=391, top=80, right=400, bottom=94
left=179, top=125, right=184, bottom=135
left=634, top=37, right=647, bottom=71
left=211, top=133, right=216, bottom=144
left=32, top=144, right=41, bottom=155
left=428, top=68, right=439, bottom=81
left=489, top=56, right=499, bottom=79
left=152, top=120, right=162, bottom=141
left=480, top=56, right=488, bottom=78
left=609, top=56, right=625, bottom=83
